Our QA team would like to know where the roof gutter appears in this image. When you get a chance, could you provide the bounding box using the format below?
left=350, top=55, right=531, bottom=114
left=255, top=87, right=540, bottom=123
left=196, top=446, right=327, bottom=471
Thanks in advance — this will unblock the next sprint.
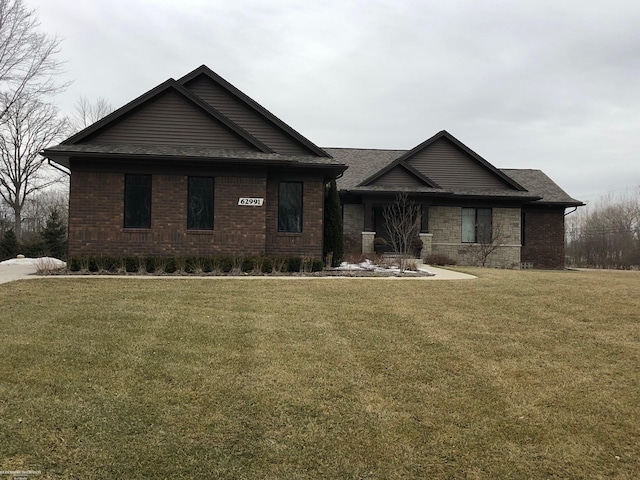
left=47, top=158, right=70, bottom=176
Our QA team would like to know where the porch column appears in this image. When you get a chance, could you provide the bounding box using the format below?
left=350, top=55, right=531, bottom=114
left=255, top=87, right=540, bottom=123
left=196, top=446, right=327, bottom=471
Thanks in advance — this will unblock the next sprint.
left=419, top=233, right=433, bottom=261
left=362, top=231, right=375, bottom=254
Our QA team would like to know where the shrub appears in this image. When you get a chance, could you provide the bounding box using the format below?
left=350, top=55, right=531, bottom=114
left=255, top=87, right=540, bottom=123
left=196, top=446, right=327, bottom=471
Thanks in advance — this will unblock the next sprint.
left=88, top=257, right=100, bottom=272
left=124, top=257, right=139, bottom=273
left=218, top=256, right=233, bottom=273
left=287, top=256, right=302, bottom=272
left=68, top=256, right=82, bottom=272
left=0, top=229, right=20, bottom=260
left=261, top=257, right=273, bottom=273
left=323, top=179, right=344, bottom=266
left=312, top=259, right=324, bottom=272
left=424, top=253, right=456, bottom=266
left=241, top=257, right=255, bottom=273
left=41, top=209, right=67, bottom=259
left=201, top=257, right=213, bottom=273
left=164, top=258, right=177, bottom=274
left=144, top=257, right=157, bottom=273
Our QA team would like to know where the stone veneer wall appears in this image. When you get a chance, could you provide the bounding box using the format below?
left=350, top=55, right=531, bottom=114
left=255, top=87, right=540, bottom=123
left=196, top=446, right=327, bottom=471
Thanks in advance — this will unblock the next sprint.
left=429, top=206, right=522, bottom=268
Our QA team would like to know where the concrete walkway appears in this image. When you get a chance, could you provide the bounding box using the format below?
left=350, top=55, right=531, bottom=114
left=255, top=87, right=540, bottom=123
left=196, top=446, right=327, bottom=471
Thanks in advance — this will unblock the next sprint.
left=0, top=261, right=475, bottom=285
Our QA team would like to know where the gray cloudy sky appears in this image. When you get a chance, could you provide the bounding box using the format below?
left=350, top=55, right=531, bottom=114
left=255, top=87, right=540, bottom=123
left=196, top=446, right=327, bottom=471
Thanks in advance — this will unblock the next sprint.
left=29, top=0, right=640, bottom=203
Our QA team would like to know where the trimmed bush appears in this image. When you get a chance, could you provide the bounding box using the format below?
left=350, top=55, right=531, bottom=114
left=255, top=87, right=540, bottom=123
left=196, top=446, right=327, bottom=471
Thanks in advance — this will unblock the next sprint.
left=218, top=256, right=233, bottom=273
left=241, top=257, right=255, bottom=273
left=144, top=257, right=157, bottom=273
left=425, top=253, right=456, bottom=266
left=261, top=257, right=273, bottom=273
left=287, top=256, right=302, bottom=272
left=124, top=257, right=139, bottom=273
left=68, top=257, right=82, bottom=272
left=61, top=254, right=325, bottom=275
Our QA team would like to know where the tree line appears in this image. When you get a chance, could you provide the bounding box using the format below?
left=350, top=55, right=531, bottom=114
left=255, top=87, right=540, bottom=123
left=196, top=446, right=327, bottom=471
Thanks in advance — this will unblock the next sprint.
left=566, top=189, right=640, bottom=269
left=0, top=0, right=112, bottom=255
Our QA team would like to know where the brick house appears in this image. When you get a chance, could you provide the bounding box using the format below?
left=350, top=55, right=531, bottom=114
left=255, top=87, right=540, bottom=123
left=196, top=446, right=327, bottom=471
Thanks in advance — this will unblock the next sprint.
left=329, top=130, right=583, bottom=269
left=43, top=66, right=347, bottom=259
left=43, top=66, right=582, bottom=268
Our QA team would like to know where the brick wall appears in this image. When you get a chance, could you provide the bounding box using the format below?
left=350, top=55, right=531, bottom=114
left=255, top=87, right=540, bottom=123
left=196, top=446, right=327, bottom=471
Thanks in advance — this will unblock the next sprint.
left=265, top=179, right=324, bottom=257
left=521, top=206, right=566, bottom=269
left=69, top=170, right=273, bottom=257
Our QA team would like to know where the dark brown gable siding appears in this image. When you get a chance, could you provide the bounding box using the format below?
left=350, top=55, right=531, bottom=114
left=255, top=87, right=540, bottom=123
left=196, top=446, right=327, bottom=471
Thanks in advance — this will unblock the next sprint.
left=184, top=76, right=313, bottom=156
left=84, top=90, right=257, bottom=150
left=370, top=166, right=425, bottom=188
left=407, top=138, right=512, bottom=190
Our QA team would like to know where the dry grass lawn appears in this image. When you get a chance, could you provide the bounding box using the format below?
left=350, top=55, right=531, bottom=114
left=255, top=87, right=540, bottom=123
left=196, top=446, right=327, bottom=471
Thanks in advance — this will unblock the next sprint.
left=0, top=269, right=639, bottom=478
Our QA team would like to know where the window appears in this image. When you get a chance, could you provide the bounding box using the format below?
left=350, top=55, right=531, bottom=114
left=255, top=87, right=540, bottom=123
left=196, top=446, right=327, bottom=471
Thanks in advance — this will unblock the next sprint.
left=187, top=177, right=214, bottom=230
left=124, top=174, right=151, bottom=228
left=278, top=182, right=302, bottom=232
left=462, top=207, right=491, bottom=243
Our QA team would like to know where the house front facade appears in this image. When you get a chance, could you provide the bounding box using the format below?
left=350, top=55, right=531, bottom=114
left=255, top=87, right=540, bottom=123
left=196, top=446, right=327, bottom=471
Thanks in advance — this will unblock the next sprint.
left=44, top=66, right=582, bottom=268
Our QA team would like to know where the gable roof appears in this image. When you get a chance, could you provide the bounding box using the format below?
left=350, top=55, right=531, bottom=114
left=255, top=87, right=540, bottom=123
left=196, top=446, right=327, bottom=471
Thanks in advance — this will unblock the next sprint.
left=62, top=79, right=272, bottom=153
left=179, top=65, right=330, bottom=158
left=327, top=145, right=582, bottom=206
left=375, top=130, right=527, bottom=191
left=360, top=158, right=441, bottom=188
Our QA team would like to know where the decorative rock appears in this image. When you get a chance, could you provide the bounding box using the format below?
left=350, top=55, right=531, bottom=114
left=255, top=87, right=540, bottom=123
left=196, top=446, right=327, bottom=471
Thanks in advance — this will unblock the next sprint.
left=16, top=254, right=25, bottom=259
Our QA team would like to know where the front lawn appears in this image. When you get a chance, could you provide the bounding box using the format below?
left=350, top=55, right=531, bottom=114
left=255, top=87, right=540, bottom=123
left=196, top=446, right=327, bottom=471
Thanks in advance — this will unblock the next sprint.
left=1, top=270, right=639, bottom=478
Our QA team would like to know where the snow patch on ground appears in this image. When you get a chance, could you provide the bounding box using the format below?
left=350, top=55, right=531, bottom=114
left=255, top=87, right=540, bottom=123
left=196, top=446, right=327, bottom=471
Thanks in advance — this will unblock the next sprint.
left=0, top=257, right=66, bottom=268
left=335, top=259, right=421, bottom=274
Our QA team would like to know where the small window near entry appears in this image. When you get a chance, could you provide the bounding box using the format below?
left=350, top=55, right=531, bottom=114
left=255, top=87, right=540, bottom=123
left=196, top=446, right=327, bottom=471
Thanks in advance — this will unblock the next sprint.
left=461, top=207, right=492, bottom=243
left=124, top=174, right=151, bottom=228
left=187, top=177, right=214, bottom=230
left=278, top=182, right=303, bottom=233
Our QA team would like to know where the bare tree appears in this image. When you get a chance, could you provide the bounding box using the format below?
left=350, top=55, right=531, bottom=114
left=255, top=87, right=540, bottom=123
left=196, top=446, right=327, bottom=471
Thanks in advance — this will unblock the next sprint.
left=458, top=216, right=507, bottom=267
left=70, top=96, right=113, bottom=133
left=0, top=95, right=68, bottom=240
left=566, top=190, right=640, bottom=269
left=383, top=192, right=421, bottom=271
left=0, top=0, right=66, bottom=122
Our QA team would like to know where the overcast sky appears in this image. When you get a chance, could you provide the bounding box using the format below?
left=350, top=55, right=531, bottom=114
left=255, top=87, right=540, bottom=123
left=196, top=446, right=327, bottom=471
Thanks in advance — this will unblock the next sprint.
left=29, top=0, right=640, bottom=203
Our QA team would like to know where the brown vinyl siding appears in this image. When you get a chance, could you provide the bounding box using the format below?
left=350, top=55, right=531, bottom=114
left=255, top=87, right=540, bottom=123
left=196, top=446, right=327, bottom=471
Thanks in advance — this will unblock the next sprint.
left=84, top=91, right=257, bottom=150
left=406, top=138, right=513, bottom=190
left=370, top=166, right=425, bottom=188
left=184, top=76, right=314, bottom=156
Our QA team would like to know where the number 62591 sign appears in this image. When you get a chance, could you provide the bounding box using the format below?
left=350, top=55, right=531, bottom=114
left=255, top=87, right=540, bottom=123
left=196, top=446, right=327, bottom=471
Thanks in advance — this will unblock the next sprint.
left=238, top=198, right=264, bottom=206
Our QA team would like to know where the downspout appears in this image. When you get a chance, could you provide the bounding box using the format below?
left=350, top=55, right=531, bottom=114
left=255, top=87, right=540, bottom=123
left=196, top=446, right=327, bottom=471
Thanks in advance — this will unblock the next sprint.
left=564, top=206, right=578, bottom=217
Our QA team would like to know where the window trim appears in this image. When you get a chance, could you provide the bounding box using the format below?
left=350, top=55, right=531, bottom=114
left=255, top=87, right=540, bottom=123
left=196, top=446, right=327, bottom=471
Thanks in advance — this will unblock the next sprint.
left=278, top=181, right=303, bottom=233
left=187, top=176, right=214, bottom=231
left=124, top=174, right=152, bottom=229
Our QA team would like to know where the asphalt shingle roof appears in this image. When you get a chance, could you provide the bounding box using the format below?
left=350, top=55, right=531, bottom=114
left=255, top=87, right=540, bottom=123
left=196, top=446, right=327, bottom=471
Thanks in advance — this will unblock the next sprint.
left=326, top=147, right=582, bottom=206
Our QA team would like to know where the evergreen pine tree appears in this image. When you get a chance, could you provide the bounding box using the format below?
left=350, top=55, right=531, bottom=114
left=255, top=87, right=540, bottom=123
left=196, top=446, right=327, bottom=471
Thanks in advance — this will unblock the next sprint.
left=0, top=229, right=20, bottom=260
left=41, top=209, right=68, bottom=259
left=323, top=180, right=344, bottom=267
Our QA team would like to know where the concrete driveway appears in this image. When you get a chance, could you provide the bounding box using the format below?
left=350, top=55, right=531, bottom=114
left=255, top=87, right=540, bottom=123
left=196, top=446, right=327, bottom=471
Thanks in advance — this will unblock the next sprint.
left=0, top=262, right=39, bottom=285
